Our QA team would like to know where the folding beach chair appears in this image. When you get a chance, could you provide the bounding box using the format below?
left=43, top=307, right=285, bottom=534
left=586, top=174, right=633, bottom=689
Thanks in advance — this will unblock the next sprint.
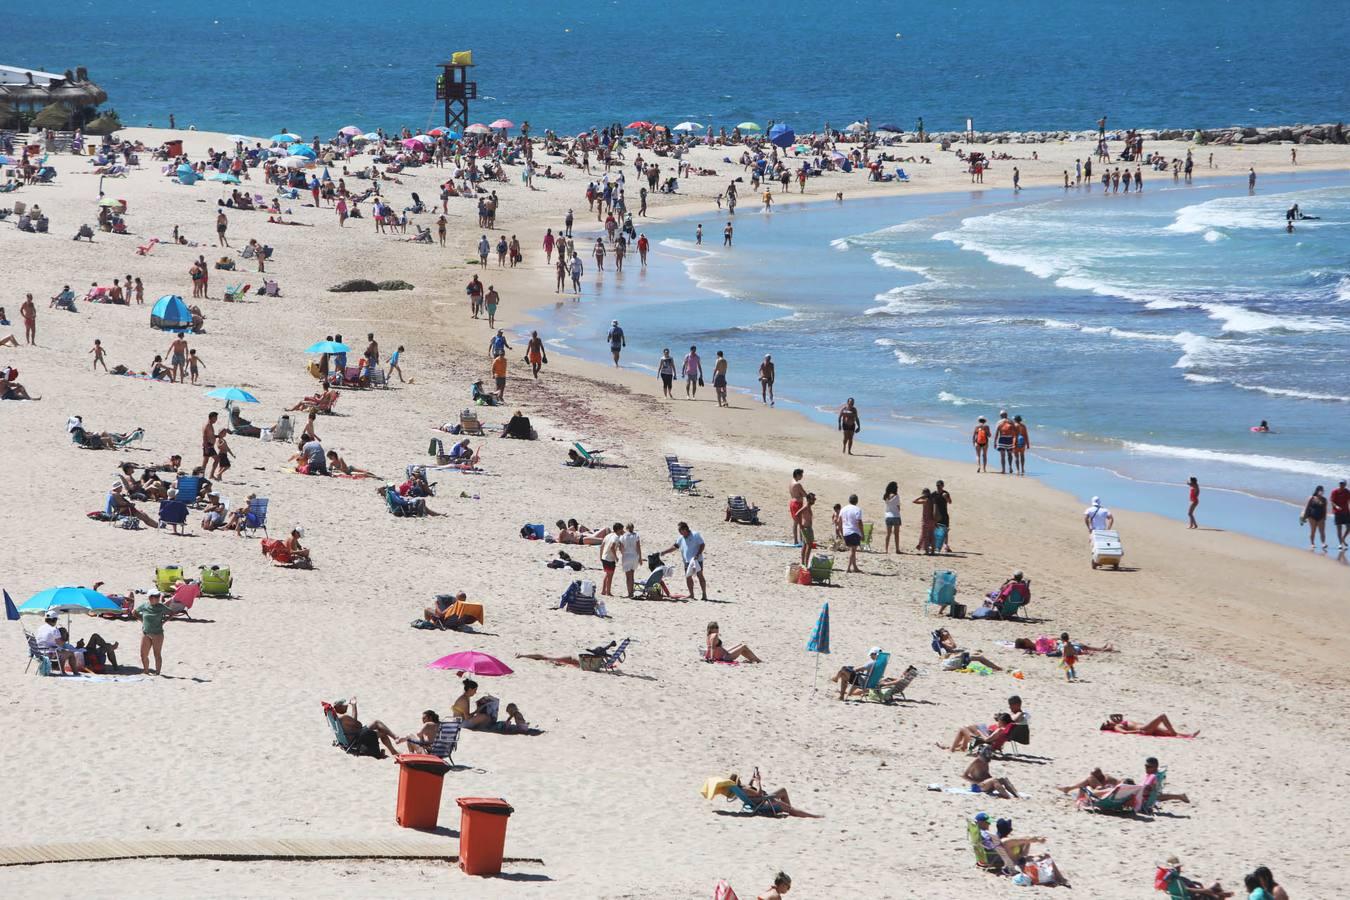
left=727, top=783, right=785, bottom=817
left=460, top=410, right=485, bottom=435
left=871, top=664, right=919, bottom=703
left=322, top=702, right=355, bottom=751
left=408, top=719, right=461, bottom=764
left=1078, top=770, right=1166, bottom=815
left=725, top=496, right=760, bottom=524
left=995, top=580, right=1030, bottom=620
left=174, top=475, right=204, bottom=505
left=223, top=282, right=251, bottom=302
left=241, top=497, right=269, bottom=537
left=574, top=442, right=604, bottom=465
left=808, top=555, right=835, bottom=585
left=158, top=499, right=189, bottom=534
left=849, top=652, right=889, bottom=699
left=926, top=570, right=958, bottom=614
left=24, top=630, right=62, bottom=676
left=599, top=638, right=632, bottom=671
left=860, top=522, right=874, bottom=551
left=968, top=820, right=1005, bottom=872
left=669, top=464, right=701, bottom=493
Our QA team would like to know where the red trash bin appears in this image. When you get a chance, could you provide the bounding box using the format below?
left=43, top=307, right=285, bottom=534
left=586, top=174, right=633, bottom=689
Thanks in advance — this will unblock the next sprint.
left=395, top=754, right=451, bottom=829
left=164, top=139, right=184, bottom=156
left=456, top=796, right=514, bottom=875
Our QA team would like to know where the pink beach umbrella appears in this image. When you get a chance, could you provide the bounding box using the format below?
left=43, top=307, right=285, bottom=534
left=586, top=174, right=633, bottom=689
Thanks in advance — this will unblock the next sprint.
left=427, top=650, right=513, bottom=677
left=489, top=118, right=514, bottom=130
left=401, top=138, right=422, bottom=150
left=339, top=125, right=362, bottom=136
left=464, top=123, right=492, bottom=136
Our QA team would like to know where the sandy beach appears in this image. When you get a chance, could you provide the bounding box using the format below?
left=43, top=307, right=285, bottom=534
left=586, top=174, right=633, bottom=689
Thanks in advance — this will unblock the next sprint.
left=2, top=126, right=1348, bottom=899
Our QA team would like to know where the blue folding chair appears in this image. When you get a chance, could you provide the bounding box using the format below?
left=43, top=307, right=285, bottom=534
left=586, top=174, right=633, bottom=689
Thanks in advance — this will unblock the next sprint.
left=408, top=719, right=461, bottom=764
left=600, top=638, right=632, bottom=671
left=926, top=570, right=957, bottom=614
left=175, top=475, right=204, bottom=505
left=242, top=497, right=269, bottom=536
left=158, top=499, right=189, bottom=533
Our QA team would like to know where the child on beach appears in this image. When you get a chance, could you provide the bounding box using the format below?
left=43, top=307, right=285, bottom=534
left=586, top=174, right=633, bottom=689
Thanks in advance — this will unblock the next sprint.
left=695, top=224, right=703, bottom=245
left=1060, top=631, right=1078, bottom=682
left=387, top=345, right=406, bottom=383
left=188, top=349, right=204, bottom=385
left=90, top=339, right=108, bottom=372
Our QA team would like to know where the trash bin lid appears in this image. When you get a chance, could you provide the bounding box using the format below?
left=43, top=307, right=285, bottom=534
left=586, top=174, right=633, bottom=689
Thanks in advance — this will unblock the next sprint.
left=396, top=753, right=451, bottom=775
left=456, top=796, right=514, bottom=815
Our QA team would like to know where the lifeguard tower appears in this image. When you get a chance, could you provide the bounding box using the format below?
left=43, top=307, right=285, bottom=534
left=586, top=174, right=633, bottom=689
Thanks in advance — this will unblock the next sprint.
left=436, top=52, right=477, bottom=132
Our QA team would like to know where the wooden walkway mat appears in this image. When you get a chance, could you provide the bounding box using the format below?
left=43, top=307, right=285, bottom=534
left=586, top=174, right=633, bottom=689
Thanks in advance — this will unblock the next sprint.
left=0, top=838, right=544, bottom=868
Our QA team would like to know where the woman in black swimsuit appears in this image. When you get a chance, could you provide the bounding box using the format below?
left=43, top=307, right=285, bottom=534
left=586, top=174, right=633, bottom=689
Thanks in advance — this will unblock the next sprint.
left=1303, top=485, right=1328, bottom=550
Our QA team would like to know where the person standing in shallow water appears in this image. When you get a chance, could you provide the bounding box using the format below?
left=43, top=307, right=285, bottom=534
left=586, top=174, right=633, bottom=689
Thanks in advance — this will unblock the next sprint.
left=837, top=398, right=861, bottom=454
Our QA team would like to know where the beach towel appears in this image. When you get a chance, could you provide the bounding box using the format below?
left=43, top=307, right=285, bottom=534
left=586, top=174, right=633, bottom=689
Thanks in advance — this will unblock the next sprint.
left=1103, top=729, right=1197, bottom=739
left=700, top=776, right=736, bottom=801
left=747, top=540, right=801, bottom=548
left=712, top=880, right=739, bottom=900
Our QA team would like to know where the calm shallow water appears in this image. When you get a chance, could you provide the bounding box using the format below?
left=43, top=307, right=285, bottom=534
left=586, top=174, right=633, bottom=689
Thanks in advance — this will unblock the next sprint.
left=14, top=1, right=1350, bottom=135
left=545, top=170, right=1350, bottom=553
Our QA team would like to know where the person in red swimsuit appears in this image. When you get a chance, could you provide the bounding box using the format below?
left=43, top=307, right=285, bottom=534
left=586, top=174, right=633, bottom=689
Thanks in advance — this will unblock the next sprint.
left=788, top=468, right=806, bottom=544
left=1186, top=477, right=1200, bottom=529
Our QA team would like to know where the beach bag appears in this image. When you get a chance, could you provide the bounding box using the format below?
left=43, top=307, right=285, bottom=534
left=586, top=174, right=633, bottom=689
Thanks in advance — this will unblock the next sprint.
left=949, top=602, right=967, bottom=619
left=155, top=566, right=184, bottom=592
left=933, top=524, right=948, bottom=549
left=577, top=654, right=604, bottom=672
left=117, top=516, right=141, bottom=529
left=797, top=566, right=813, bottom=586
left=521, top=523, right=545, bottom=539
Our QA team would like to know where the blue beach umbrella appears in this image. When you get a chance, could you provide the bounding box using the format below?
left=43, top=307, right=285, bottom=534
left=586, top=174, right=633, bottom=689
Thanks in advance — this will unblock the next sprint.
left=768, top=123, right=795, bottom=148
left=204, top=387, right=259, bottom=404
left=4, top=589, right=18, bottom=621
left=17, top=586, right=122, bottom=616
left=806, top=602, right=830, bottom=689
left=288, top=145, right=317, bottom=158
left=150, top=294, right=193, bottom=332
left=270, top=133, right=301, bottom=144
left=207, top=172, right=240, bottom=183
left=305, top=340, right=349, bottom=354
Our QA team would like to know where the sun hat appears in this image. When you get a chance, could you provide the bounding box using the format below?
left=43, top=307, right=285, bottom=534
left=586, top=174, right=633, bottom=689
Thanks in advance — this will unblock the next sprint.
left=973, top=812, right=990, bottom=823
left=868, top=646, right=881, bottom=657
left=44, top=609, right=59, bottom=620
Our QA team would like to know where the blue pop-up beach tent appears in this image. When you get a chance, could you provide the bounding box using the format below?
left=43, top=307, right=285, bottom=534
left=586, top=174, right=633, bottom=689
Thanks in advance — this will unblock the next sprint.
left=150, top=294, right=193, bottom=332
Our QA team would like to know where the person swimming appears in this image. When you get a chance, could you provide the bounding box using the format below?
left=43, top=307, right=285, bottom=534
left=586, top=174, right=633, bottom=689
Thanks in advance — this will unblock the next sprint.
left=1252, top=420, right=1272, bottom=433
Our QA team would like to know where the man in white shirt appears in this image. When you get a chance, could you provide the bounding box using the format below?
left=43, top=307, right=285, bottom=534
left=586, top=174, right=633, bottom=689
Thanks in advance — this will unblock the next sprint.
left=34, top=609, right=76, bottom=674
left=660, top=521, right=707, bottom=600
left=840, top=494, right=865, bottom=573
left=1083, top=497, right=1114, bottom=532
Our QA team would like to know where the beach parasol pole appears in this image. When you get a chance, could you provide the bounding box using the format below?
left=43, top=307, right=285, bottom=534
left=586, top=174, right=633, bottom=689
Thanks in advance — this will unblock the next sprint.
left=806, top=603, right=830, bottom=692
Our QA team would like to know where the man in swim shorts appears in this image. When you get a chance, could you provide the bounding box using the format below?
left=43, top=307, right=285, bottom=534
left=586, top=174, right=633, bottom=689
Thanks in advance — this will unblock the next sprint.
left=994, top=411, right=1016, bottom=474
left=1331, top=479, right=1350, bottom=550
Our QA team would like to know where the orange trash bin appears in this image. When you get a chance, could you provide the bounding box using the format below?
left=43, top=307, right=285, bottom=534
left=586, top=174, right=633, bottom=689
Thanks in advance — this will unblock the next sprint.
left=395, top=754, right=451, bottom=829
left=456, top=796, right=514, bottom=875
left=164, top=139, right=184, bottom=156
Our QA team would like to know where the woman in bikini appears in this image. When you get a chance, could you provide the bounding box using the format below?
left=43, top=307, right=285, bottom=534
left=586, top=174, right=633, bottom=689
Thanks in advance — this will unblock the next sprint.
left=1100, top=713, right=1199, bottom=738
left=706, top=621, right=761, bottom=663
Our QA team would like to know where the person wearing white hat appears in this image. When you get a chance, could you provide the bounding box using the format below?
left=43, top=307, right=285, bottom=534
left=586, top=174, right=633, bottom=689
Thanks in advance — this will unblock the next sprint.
left=830, top=646, right=882, bottom=701
left=1083, top=497, right=1113, bottom=532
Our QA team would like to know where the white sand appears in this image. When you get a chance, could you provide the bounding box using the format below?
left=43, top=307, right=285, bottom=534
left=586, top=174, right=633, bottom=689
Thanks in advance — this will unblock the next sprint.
left=1, top=127, right=1347, bottom=898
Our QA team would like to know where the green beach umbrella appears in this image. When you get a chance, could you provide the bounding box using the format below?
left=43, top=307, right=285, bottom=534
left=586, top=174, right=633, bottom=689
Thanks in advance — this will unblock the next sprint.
left=736, top=121, right=762, bottom=132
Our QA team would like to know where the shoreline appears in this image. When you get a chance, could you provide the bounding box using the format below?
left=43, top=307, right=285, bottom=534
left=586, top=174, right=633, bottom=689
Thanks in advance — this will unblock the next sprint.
left=511, top=169, right=1350, bottom=552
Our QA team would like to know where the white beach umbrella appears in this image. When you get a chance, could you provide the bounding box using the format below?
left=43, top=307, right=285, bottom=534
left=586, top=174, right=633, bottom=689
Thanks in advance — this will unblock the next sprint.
left=280, top=156, right=310, bottom=169
left=845, top=121, right=867, bottom=133
left=672, top=121, right=703, bottom=132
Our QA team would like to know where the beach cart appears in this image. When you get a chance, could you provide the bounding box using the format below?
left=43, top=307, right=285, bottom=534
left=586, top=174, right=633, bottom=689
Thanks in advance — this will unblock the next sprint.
left=1090, top=530, right=1123, bottom=570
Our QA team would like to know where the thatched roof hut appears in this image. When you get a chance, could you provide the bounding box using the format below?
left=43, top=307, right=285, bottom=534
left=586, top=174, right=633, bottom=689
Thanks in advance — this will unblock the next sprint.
left=0, top=66, right=108, bottom=128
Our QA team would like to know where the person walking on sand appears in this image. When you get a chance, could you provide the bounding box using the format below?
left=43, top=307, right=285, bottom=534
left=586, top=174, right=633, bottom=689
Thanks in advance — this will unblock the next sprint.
left=795, top=492, right=817, bottom=566
left=840, top=494, right=865, bottom=573
left=712, top=351, right=729, bottom=406
left=167, top=333, right=189, bottom=383
left=1186, top=477, right=1200, bottom=529
left=1331, top=479, right=1350, bottom=550
left=1084, top=496, right=1113, bottom=532
left=758, top=354, right=775, bottom=405
left=606, top=320, right=625, bottom=367
left=933, top=480, right=954, bottom=552
left=1303, top=485, right=1328, bottom=550
left=526, top=332, right=547, bottom=379
left=838, top=398, right=861, bottom=454
left=484, top=285, right=500, bottom=328
left=20, top=293, right=37, bottom=344
left=491, top=352, right=508, bottom=403
left=994, top=411, right=1016, bottom=474
left=569, top=253, right=584, bottom=294
left=657, top=348, right=677, bottom=398
left=972, top=416, right=990, bottom=472
left=682, top=345, right=703, bottom=399
left=659, top=521, right=707, bottom=601
left=543, top=228, right=555, bottom=263
left=1013, top=414, right=1030, bottom=475
left=216, top=210, right=229, bottom=247
left=599, top=523, right=623, bottom=597
left=135, top=591, right=171, bottom=676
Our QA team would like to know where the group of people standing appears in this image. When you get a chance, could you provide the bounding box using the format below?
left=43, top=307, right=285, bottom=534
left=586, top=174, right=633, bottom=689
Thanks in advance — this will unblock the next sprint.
left=972, top=411, right=1030, bottom=474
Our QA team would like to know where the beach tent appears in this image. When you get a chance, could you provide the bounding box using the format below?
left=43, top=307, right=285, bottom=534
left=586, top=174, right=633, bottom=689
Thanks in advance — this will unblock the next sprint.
left=175, top=163, right=198, bottom=185
left=768, top=124, right=796, bottom=148
left=150, top=294, right=193, bottom=332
